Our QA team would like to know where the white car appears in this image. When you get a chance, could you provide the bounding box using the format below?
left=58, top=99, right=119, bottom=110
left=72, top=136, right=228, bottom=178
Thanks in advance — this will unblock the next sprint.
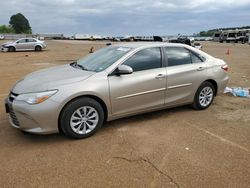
left=0, top=35, right=4, bottom=40
left=1, top=38, right=46, bottom=52
left=5, top=42, right=229, bottom=138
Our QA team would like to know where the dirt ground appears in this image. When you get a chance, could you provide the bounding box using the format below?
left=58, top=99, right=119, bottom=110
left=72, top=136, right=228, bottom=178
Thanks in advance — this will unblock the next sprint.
left=0, top=40, right=249, bottom=188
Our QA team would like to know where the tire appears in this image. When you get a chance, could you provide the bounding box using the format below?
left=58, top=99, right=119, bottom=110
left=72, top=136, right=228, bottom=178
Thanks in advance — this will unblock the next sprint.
left=8, top=46, right=15, bottom=52
left=35, top=45, right=42, bottom=51
left=192, top=82, right=215, bottom=110
left=60, top=97, right=104, bottom=139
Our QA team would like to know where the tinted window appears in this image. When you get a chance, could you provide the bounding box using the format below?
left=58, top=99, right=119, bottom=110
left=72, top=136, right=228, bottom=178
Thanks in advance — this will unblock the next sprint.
left=165, top=47, right=191, bottom=66
left=27, top=39, right=36, bottom=42
left=191, top=52, right=203, bottom=64
left=17, top=39, right=26, bottom=43
left=123, top=47, right=161, bottom=72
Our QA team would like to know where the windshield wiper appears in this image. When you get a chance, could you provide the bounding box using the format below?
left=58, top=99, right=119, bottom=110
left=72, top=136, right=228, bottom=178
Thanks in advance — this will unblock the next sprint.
left=70, top=61, right=89, bottom=71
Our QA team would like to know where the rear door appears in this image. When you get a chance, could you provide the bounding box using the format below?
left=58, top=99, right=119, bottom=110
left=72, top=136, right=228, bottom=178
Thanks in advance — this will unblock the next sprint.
left=108, top=47, right=167, bottom=116
left=164, top=47, right=207, bottom=106
left=26, top=39, right=37, bottom=50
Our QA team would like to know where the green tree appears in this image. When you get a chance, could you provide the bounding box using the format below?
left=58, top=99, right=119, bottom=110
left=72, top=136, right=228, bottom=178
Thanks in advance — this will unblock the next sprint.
left=0, top=25, right=14, bottom=33
left=9, top=13, right=32, bottom=34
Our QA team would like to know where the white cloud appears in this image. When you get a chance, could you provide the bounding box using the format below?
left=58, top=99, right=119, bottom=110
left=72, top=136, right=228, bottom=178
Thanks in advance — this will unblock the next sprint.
left=0, top=0, right=250, bottom=35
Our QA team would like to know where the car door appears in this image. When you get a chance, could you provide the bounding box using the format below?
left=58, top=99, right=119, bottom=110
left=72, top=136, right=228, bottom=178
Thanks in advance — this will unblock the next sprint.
left=27, top=39, right=36, bottom=50
left=108, top=47, right=167, bottom=116
left=164, top=47, right=207, bottom=106
left=15, top=39, right=27, bottom=50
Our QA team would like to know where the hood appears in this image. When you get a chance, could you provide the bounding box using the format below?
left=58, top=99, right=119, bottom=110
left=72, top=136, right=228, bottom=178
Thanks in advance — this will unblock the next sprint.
left=2, top=41, right=14, bottom=46
left=12, top=64, right=95, bottom=94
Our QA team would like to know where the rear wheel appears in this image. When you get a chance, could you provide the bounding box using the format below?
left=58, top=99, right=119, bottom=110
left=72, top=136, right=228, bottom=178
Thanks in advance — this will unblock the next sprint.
left=60, top=98, right=104, bottom=139
left=8, top=46, right=15, bottom=52
left=192, top=82, right=215, bottom=110
left=35, top=45, right=42, bottom=51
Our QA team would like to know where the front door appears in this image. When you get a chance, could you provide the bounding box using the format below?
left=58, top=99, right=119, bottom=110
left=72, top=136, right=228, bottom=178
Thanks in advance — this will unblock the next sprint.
left=108, top=47, right=167, bottom=116
left=15, top=39, right=27, bottom=50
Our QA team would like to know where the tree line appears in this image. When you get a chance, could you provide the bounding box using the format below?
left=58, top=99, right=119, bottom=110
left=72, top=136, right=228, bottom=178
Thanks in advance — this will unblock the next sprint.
left=199, top=26, right=250, bottom=36
left=0, top=13, right=32, bottom=34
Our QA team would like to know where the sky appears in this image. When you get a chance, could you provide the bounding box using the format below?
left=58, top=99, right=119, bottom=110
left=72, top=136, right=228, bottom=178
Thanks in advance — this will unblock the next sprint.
left=0, top=0, right=250, bottom=36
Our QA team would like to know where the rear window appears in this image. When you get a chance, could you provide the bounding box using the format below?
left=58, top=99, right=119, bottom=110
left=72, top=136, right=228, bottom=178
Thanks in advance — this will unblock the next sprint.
left=165, top=47, right=192, bottom=66
left=191, top=52, right=203, bottom=64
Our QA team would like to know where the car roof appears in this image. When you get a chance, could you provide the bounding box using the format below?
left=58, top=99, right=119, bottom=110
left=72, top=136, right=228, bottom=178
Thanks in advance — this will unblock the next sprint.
left=17, top=38, right=37, bottom=40
left=113, top=42, right=212, bottom=59
left=113, top=42, right=190, bottom=49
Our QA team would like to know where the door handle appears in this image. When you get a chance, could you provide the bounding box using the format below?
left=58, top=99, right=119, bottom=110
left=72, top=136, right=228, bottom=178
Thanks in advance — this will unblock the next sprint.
left=155, top=74, right=166, bottom=79
left=197, top=67, right=205, bottom=71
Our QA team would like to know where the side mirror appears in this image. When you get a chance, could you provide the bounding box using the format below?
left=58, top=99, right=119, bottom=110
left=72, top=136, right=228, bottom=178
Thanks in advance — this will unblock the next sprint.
left=117, top=65, right=133, bottom=75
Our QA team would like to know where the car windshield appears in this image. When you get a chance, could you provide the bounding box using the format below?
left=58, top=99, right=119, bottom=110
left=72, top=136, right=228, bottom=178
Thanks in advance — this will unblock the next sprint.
left=76, top=46, right=132, bottom=72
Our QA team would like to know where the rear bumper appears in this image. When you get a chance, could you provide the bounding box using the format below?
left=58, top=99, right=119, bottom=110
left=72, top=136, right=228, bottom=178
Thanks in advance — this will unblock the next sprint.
left=217, top=75, right=229, bottom=94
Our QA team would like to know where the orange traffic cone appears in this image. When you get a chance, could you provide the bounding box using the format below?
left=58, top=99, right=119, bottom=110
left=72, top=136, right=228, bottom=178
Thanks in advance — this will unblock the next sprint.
left=226, top=49, right=230, bottom=55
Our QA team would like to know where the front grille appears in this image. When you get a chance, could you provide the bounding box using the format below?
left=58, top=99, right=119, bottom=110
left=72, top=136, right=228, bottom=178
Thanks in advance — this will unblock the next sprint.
left=7, top=92, right=20, bottom=127
left=9, top=106, right=20, bottom=127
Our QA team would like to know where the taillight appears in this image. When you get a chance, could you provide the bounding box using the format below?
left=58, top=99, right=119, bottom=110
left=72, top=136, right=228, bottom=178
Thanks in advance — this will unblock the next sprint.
left=221, top=64, right=228, bottom=72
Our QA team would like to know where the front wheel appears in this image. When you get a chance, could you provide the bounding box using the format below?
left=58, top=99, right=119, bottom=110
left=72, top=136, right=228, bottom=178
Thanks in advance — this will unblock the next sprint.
left=60, top=98, right=104, bottom=139
left=8, top=46, right=16, bottom=52
left=192, top=82, right=215, bottom=110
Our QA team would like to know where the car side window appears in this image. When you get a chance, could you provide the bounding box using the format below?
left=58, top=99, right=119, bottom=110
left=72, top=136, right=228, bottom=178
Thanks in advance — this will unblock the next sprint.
left=190, top=52, right=204, bottom=64
left=17, top=39, right=26, bottom=43
left=165, top=47, right=192, bottom=66
left=28, top=39, right=36, bottom=42
left=123, top=47, right=161, bottom=72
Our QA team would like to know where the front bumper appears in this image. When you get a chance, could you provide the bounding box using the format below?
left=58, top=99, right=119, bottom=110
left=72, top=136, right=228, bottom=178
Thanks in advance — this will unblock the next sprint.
left=1, top=46, right=8, bottom=52
left=5, top=93, right=60, bottom=134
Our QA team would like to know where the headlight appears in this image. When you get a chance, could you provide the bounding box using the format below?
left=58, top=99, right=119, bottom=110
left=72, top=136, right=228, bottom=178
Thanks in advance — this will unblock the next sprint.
left=16, top=90, right=58, bottom=105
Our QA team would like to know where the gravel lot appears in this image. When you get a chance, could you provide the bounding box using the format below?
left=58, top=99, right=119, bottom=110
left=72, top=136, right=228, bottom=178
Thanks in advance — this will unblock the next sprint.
left=0, top=40, right=249, bottom=188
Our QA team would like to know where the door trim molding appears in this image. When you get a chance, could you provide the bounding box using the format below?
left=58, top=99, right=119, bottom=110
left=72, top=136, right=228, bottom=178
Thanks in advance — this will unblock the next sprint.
left=168, top=83, right=192, bottom=89
left=117, top=88, right=166, bottom=100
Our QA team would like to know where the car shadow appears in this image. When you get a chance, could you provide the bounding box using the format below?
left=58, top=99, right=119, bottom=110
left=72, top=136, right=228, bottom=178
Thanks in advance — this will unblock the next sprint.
left=15, top=131, right=67, bottom=143
left=9, top=105, right=192, bottom=143
left=102, top=105, right=192, bottom=130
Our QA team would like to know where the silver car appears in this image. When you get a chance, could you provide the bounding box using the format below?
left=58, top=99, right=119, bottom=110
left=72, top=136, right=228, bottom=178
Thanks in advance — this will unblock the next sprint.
left=5, top=43, right=229, bottom=139
left=1, top=38, right=46, bottom=52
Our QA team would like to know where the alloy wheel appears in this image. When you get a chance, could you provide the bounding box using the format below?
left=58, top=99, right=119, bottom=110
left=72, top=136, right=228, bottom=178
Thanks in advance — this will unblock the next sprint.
left=199, top=86, right=214, bottom=107
left=70, top=106, right=99, bottom=135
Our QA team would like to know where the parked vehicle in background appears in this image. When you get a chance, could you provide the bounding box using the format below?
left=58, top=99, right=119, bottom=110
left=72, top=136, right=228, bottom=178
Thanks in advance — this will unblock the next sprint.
left=5, top=42, right=229, bottom=139
left=1, top=38, right=46, bottom=52
left=111, top=37, right=121, bottom=42
left=226, top=32, right=238, bottom=43
left=0, top=35, right=4, bottom=40
left=219, top=30, right=249, bottom=43
left=193, top=42, right=202, bottom=50
left=169, top=36, right=191, bottom=46
left=120, top=35, right=134, bottom=41
left=213, top=32, right=221, bottom=42
left=236, top=32, right=248, bottom=43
